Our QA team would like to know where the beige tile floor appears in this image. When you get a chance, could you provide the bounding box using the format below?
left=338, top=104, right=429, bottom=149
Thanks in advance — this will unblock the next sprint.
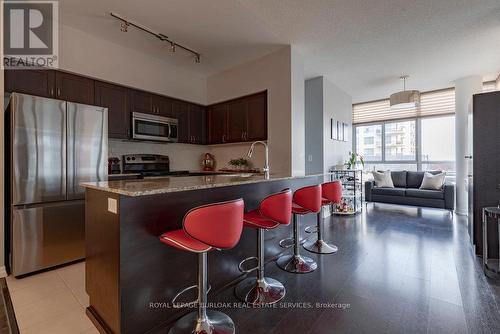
left=6, top=262, right=98, bottom=334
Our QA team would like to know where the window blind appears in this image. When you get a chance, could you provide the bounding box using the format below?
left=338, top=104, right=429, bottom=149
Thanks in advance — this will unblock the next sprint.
left=353, top=88, right=455, bottom=124
left=353, top=82, right=497, bottom=124
left=483, top=81, right=496, bottom=93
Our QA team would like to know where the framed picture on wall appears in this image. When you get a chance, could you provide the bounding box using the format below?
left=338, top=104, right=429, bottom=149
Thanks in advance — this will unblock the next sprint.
left=337, top=121, right=343, bottom=141
left=342, top=122, right=348, bottom=142
left=331, top=119, right=338, bottom=140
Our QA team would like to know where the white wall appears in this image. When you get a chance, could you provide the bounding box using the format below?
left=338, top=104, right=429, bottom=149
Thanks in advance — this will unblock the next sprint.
left=58, top=24, right=210, bottom=171
left=304, top=76, right=353, bottom=175
left=207, top=46, right=305, bottom=176
left=455, top=75, right=482, bottom=215
left=59, top=24, right=207, bottom=104
left=322, top=77, right=353, bottom=172
left=305, top=78, right=324, bottom=174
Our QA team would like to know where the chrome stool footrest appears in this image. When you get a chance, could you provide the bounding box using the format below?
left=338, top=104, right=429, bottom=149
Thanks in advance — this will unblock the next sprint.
left=279, top=237, right=306, bottom=248
left=171, top=284, right=212, bottom=309
left=238, top=256, right=259, bottom=273
left=304, top=226, right=317, bottom=233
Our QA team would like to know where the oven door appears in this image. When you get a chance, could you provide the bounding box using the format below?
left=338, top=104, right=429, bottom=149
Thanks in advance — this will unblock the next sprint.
left=132, top=112, right=172, bottom=142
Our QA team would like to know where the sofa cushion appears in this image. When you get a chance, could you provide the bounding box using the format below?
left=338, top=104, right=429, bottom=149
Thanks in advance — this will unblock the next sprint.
left=420, top=172, right=446, bottom=190
left=405, top=188, right=444, bottom=199
left=372, top=187, right=406, bottom=196
left=390, top=171, right=407, bottom=188
left=372, top=170, right=394, bottom=188
left=406, top=171, right=442, bottom=188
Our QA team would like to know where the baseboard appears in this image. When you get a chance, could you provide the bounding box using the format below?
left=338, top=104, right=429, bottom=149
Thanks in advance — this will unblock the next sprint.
left=0, top=267, right=7, bottom=279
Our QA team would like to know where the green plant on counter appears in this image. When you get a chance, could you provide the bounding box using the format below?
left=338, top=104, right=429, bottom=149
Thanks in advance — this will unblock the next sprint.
left=228, top=158, right=250, bottom=169
left=344, top=151, right=364, bottom=169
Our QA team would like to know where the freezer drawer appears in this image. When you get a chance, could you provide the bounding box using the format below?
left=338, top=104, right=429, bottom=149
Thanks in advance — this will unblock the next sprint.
left=11, top=201, right=85, bottom=276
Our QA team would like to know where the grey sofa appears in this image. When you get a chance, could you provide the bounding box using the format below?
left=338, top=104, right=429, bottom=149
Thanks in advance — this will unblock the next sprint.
left=365, top=171, right=455, bottom=210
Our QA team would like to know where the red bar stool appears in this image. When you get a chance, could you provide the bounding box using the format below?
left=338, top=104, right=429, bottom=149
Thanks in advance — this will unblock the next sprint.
left=303, top=181, right=341, bottom=254
left=160, top=199, right=244, bottom=334
left=277, top=185, right=321, bottom=273
left=235, top=189, right=292, bottom=305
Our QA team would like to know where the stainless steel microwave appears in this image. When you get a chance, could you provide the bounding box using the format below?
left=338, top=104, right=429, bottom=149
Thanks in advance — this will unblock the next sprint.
left=132, top=112, right=178, bottom=142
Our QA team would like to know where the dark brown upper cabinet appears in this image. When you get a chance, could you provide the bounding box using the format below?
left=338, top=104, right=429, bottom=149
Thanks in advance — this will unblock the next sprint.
left=227, top=99, right=248, bottom=142
left=188, top=104, right=206, bottom=145
left=246, top=92, right=267, bottom=141
left=174, top=100, right=206, bottom=144
left=55, top=72, right=95, bottom=105
left=207, top=91, right=267, bottom=145
left=5, top=69, right=56, bottom=98
left=153, top=95, right=176, bottom=118
left=95, top=81, right=130, bottom=139
left=207, top=104, right=228, bottom=144
left=131, top=89, right=154, bottom=115
left=173, top=100, right=190, bottom=143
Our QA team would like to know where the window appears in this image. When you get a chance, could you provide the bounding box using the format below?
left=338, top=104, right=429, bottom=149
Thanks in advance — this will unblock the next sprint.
left=384, top=120, right=416, bottom=161
left=421, top=115, right=455, bottom=162
left=355, top=124, right=382, bottom=161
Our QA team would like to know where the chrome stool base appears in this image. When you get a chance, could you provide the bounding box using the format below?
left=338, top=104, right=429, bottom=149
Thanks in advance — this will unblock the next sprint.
left=279, top=237, right=306, bottom=248
left=303, top=239, right=338, bottom=254
left=168, top=310, right=235, bottom=334
left=235, top=277, right=285, bottom=305
left=277, top=254, right=317, bottom=273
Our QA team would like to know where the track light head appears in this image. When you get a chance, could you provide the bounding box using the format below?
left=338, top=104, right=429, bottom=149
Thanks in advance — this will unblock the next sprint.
left=120, top=22, right=129, bottom=32
left=194, top=54, right=201, bottom=63
left=170, top=42, right=176, bottom=53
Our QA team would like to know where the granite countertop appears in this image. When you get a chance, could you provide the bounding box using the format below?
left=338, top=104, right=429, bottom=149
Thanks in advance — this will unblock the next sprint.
left=81, top=173, right=333, bottom=197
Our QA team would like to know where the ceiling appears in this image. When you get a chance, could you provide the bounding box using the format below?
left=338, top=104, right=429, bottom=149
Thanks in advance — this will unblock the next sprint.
left=60, top=0, right=500, bottom=103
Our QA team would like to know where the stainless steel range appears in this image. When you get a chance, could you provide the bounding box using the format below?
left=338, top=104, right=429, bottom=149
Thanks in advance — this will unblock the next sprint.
left=122, top=154, right=190, bottom=177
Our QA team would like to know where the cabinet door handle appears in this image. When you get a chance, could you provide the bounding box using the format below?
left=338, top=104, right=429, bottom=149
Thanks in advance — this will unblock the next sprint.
left=50, top=88, right=54, bottom=96
left=222, top=134, right=226, bottom=143
left=57, top=88, right=61, bottom=96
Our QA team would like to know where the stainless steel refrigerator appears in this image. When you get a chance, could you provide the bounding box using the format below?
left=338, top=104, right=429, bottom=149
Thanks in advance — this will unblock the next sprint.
left=6, top=93, right=107, bottom=276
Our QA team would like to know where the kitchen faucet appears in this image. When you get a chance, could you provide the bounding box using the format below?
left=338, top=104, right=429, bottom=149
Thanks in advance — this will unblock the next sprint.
left=247, top=141, right=269, bottom=179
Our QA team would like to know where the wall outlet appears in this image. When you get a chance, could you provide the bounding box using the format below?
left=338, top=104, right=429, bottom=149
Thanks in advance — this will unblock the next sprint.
left=108, top=198, right=118, bottom=214
left=307, top=155, right=313, bottom=162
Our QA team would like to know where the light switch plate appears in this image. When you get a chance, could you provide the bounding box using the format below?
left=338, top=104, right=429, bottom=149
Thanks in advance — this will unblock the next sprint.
left=108, top=198, right=118, bottom=214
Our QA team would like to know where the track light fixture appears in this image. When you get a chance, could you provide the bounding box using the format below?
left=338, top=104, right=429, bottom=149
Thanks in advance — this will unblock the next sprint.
left=110, top=12, right=201, bottom=63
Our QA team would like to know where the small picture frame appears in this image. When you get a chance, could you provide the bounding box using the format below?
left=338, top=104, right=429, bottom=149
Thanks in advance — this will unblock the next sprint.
left=331, top=119, right=338, bottom=140
left=337, top=121, right=344, bottom=141
left=342, top=122, right=348, bottom=142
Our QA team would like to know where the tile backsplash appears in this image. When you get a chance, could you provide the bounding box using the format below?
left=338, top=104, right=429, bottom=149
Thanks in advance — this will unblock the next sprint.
left=108, top=139, right=208, bottom=171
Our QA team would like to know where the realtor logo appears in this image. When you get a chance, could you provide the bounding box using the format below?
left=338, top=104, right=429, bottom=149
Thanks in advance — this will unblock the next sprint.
left=2, top=0, right=59, bottom=69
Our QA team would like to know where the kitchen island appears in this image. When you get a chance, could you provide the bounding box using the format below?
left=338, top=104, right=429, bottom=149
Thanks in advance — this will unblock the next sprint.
left=82, top=173, right=332, bottom=334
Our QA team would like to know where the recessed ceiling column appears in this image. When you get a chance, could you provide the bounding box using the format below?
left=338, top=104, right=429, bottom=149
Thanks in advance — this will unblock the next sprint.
left=455, top=75, right=482, bottom=215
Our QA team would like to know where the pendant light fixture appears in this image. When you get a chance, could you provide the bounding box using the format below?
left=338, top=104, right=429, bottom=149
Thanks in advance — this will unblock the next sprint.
left=390, top=75, right=420, bottom=109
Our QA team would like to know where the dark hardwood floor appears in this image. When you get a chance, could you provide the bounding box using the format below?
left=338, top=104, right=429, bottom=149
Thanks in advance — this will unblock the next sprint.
left=159, top=203, right=500, bottom=334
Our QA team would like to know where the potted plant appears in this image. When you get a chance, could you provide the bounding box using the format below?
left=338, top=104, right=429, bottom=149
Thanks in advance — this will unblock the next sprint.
left=344, top=151, right=364, bottom=170
left=228, top=158, right=250, bottom=171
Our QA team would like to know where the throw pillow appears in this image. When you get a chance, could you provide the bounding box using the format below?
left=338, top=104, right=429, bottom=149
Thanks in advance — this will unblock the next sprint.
left=420, top=172, right=446, bottom=190
left=372, top=171, right=394, bottom=188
